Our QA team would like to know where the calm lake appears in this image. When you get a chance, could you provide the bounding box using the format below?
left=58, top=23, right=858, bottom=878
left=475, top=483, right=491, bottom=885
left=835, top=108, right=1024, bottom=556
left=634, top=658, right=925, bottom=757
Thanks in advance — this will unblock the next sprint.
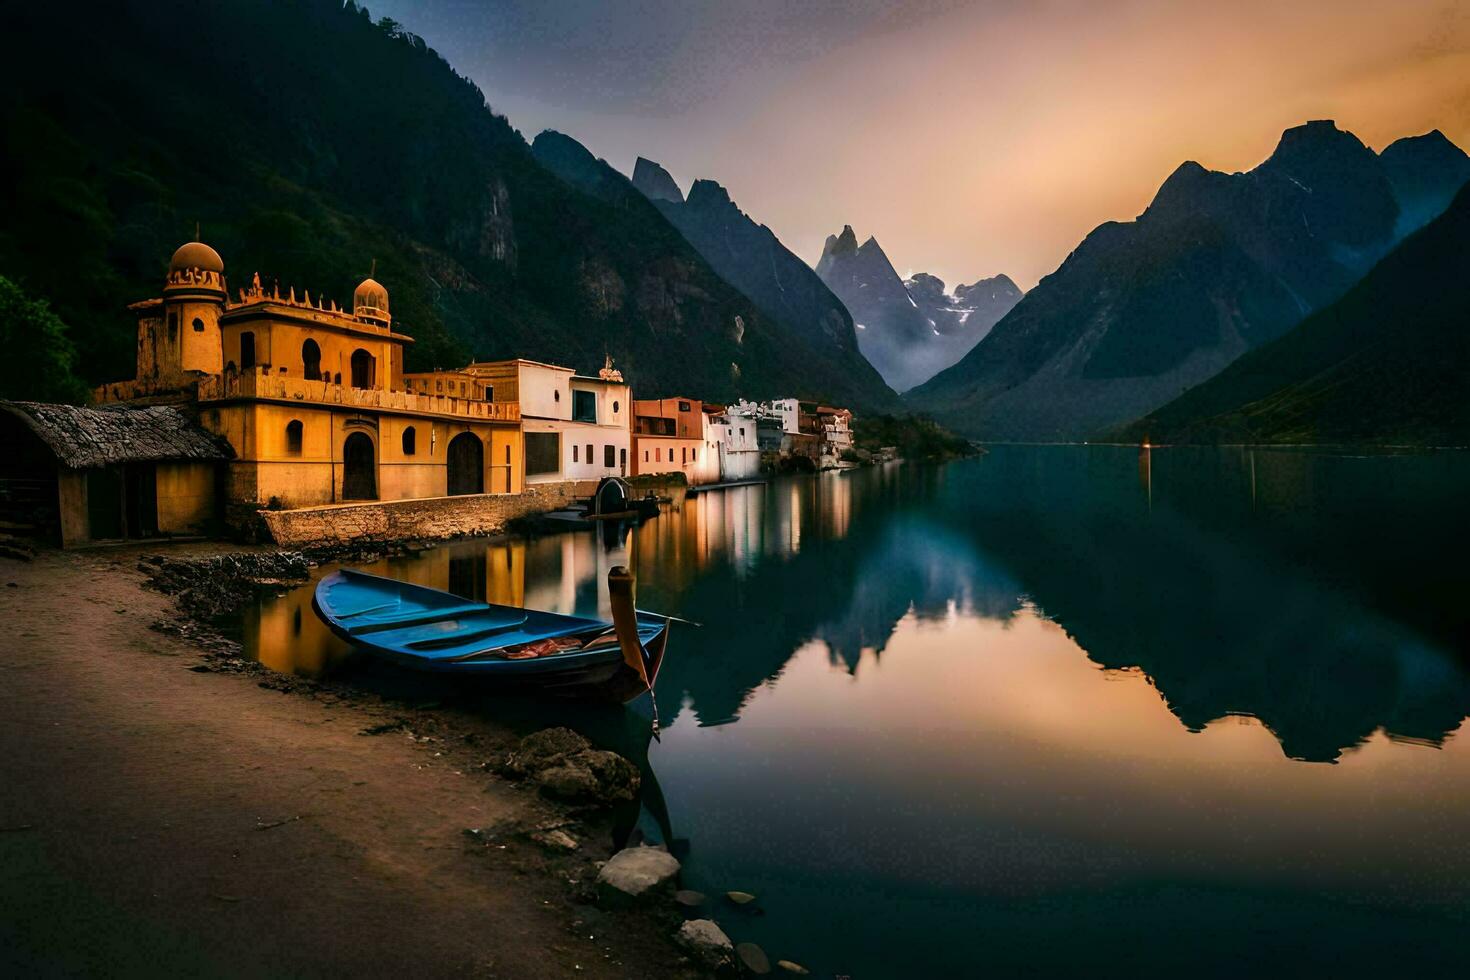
left=241, top=446, right=1470, bottom=977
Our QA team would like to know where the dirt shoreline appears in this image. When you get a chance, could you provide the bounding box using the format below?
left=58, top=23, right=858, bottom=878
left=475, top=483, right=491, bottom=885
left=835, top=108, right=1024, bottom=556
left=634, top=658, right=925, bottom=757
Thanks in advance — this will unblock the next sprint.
left=0, top=545, right=699, bottom=978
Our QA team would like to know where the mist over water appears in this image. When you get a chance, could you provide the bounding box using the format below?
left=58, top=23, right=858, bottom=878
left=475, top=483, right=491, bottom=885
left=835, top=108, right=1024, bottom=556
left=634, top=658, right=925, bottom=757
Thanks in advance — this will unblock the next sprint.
left=245, top=448, right=1470, bottom=977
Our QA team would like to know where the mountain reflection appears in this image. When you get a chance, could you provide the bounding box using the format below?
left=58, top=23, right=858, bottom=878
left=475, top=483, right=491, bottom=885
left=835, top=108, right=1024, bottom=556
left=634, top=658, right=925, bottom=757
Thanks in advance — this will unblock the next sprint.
left=634, top=448, right=1470, bottom=759
left=243, top=448, right=1470, bottom=764
left=932, top=447, right=1470, bottom=762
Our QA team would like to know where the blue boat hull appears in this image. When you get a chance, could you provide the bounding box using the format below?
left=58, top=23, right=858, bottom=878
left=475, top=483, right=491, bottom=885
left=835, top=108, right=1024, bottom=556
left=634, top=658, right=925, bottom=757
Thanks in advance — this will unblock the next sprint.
left=312, top=569, right=670, bottom=703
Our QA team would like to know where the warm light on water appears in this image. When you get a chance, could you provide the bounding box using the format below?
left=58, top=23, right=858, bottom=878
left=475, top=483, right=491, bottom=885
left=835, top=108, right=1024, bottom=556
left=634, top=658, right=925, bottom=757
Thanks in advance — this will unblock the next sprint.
left=242, top=447, right=1470, bottom=977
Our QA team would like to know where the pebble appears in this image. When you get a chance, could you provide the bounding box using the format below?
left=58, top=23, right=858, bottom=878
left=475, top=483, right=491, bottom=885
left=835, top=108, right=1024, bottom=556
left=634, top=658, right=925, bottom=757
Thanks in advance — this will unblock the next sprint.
left=530, top=829, right=579, bottom=853
left=736, top=942, right=771, bottom=975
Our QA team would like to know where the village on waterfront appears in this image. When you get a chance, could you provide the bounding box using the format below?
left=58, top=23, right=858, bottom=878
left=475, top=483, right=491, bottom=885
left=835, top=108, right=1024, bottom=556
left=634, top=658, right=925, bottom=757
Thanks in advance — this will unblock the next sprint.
left=1, top=241, right=872, bottom=552
left=6, top=0, right=1470, bottom=977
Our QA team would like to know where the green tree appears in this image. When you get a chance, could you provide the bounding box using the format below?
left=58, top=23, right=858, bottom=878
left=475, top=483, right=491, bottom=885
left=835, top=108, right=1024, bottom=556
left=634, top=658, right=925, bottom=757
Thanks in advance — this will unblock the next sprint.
left=0, top=275, right=91, bottom=403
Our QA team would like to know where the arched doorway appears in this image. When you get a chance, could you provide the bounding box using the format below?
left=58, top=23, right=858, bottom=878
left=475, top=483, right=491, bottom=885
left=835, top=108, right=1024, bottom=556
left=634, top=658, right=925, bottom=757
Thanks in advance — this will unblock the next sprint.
left=350, top=349, right=374, bottom=389
left=302, top=339, right=322, bottom=380
left=342, top=432, right=377, bottom=500
left=446, top=432, right=484, bottom=496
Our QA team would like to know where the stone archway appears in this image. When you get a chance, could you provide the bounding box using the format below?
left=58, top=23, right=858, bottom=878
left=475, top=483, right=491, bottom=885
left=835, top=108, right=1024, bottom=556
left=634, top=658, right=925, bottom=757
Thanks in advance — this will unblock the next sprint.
left=446, top=432, right=484, bottom=496
left=342, top=432, right=377, bottom=500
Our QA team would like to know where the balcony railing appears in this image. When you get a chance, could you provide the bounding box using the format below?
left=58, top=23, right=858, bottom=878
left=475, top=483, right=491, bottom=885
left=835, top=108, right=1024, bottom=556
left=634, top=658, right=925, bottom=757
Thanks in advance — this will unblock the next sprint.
left=197, top=370, right=520, bottom=421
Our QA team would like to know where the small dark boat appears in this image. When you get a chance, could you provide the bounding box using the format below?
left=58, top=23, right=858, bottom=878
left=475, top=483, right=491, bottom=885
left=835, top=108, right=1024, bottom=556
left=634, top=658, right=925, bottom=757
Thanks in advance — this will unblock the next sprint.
left=312, top=565, right=670, bottom=704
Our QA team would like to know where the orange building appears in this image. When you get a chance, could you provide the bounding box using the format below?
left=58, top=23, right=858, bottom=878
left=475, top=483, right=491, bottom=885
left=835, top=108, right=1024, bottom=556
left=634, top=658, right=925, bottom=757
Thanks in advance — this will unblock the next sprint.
left=631, top=396, right=720, bottom=484
left=88, top=240, right=523, bottom=518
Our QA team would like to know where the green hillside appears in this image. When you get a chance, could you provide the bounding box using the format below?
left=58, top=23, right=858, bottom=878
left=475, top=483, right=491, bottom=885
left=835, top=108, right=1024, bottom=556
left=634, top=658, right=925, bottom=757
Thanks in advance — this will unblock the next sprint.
left=0, top=0, right=896, bottom=411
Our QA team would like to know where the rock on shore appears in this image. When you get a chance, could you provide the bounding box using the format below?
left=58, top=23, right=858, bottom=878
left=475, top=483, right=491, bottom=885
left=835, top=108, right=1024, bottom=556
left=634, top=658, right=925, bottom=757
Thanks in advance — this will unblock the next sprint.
left=495, top=728, right=640, bottom=805
left=597, top=846, right=681, bottom=906
left=676, top=919, right=734, bottom=971
left=140, top=551, right=310, bottom=619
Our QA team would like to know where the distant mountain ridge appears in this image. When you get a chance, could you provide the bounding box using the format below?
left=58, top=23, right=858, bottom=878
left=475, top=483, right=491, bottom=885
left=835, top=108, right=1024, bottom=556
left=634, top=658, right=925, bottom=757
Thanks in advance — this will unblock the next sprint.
left=609, top=149, right=894, bottom=403
left=631, top=157, right=684, bottom=204
left=1122, top=181, right=1470, bottom=447
left=816, top=226, right=1021, bottom=392
left=907, top=120, right=1470, bottom=440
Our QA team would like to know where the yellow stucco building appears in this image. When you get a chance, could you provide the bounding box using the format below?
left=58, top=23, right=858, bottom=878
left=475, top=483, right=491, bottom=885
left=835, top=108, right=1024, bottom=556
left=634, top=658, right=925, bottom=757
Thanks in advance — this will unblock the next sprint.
left=86, top=240, right=524, bottom=521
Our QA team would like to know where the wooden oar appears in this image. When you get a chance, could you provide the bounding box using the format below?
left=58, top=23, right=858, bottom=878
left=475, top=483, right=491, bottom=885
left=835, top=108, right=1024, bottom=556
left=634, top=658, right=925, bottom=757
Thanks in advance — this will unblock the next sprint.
left=608, top=565, right=661, bottom=737
left=636, top=609, right=702, bottom=628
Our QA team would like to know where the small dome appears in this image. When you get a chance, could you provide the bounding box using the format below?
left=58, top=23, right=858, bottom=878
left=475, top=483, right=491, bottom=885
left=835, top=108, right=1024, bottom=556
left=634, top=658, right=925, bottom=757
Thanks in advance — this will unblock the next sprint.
left=169, top=240, right=224, bottom=274
left=353, top=276, right=390, bottom=322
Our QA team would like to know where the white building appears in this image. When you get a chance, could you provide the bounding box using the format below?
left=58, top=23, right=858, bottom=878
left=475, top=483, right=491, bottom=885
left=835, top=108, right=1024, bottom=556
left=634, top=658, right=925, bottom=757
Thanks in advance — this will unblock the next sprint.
left=767, top=397, right=802, bottom=435
left=467, top=359, right=631, bottom=484
left=712, top=405, right=763, bottom=480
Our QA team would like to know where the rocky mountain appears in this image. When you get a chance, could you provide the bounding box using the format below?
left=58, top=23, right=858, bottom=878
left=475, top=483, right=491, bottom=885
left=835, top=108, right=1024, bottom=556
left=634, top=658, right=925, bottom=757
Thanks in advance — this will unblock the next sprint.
left=907, top=120, right=1470, bottom=441
left=631, top=157, right=684, bottom=204
left=0, top=0, right=896, bottom=412
left=815, top=227, right=1020, bottom=392
left=903, top=272, right=1023, bottom=386
left=588, top=151, right=893, bottom=402
left=1378, top=130, right=1470, bottom=238
left=1121, top=182, right=1470, bottom=447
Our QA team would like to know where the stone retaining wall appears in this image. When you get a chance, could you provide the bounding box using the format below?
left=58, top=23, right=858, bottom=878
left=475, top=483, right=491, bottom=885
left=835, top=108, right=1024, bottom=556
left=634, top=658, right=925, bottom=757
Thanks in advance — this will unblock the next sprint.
left=259, top=481, right=591, bottom=546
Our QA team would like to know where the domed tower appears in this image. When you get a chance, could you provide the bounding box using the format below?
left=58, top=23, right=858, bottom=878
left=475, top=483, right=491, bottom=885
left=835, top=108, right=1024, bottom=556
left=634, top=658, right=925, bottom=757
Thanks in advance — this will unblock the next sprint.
left=353, top=276, right=390, bottom=327
left=140, top=239, right=227, bottom=384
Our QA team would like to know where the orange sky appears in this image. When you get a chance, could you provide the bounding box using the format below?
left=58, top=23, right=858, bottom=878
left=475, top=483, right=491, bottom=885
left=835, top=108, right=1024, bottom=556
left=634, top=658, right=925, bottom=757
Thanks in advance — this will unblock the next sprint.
left=386, top=0, right=1470, bottom=290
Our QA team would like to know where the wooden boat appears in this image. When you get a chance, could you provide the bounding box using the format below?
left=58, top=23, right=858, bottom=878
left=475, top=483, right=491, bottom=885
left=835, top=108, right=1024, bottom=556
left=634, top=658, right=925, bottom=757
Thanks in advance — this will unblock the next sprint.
left=312, top=565, right=670, bottom=704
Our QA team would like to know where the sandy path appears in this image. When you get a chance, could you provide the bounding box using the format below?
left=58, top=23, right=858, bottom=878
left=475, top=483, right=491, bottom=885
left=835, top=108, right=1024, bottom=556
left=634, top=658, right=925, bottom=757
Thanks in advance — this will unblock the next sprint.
left=0, top=549, right=684, bottom=978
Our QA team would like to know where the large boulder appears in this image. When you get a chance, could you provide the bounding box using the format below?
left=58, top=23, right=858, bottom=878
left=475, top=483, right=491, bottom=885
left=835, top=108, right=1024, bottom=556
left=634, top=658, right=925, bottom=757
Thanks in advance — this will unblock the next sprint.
left=676, top=919, right=734, bottom=971
left=597, top=846, right=681, bottom=906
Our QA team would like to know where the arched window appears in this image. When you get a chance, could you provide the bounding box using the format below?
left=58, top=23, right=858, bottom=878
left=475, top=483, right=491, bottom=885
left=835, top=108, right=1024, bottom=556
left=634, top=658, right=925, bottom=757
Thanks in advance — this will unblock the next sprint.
left=302, top=339, right=322, bottom=381
left=350, top=349, right=374, bottom=389
left=612, top=400, right=620, bottom=414
left=286, top=420, right=303, bottom=455
left=192, top=317, right=205, bottom=333
left=402, top=426, right=416, bottom=455
left=240, top=331, right=256, bottom=370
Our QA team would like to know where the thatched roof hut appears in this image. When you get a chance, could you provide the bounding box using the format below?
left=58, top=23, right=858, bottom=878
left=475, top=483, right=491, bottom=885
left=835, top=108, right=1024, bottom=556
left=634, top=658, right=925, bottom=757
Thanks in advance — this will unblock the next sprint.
left=0, top=401, right=233, bottom=469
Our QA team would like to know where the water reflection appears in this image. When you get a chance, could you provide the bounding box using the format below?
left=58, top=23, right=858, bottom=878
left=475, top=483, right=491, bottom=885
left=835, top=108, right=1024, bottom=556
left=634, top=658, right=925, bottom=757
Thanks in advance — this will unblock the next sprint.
left=247, top=451, right=1470, bottom=758
left=240, top=448, right=1470, bottom=976
left=940, top=447, right=1470, bottom=761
